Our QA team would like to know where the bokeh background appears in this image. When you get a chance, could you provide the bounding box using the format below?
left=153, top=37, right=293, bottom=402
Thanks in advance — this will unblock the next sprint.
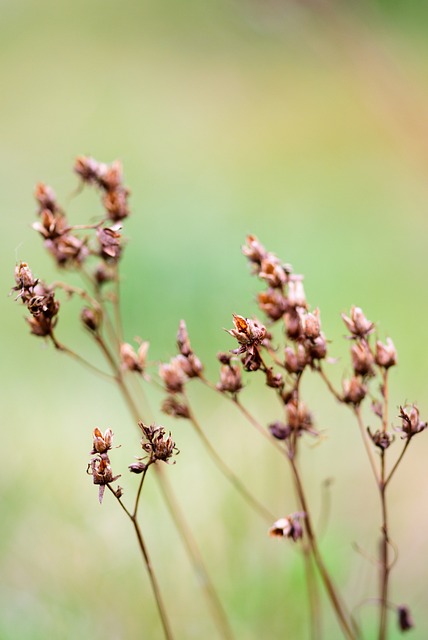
left=3, top=1, right=428, bottom=638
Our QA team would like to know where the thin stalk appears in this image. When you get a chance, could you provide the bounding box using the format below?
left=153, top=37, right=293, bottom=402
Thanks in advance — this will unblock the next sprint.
left=288, top=455, right=357, bottom=640
left=378, top=451, right=389, bottom=640
left=354, top=407, right=380, bottom=485
left=95, top=337, right=234, bottom=640
left=302, top=545, right=322, bottom=640
left=106, top=483, right=174, bottom=640
left=186, top=402, right=276, bottom=523
left=384, top=439, right=410, bottom=488
left=50, top=336, right=114, bottom=380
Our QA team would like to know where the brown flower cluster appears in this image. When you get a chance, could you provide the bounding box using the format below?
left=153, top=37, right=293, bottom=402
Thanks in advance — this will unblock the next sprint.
left=241, top=235, right=328, bottom=376
left=129, top=422, right=178, bottom=471
left=74, top=156, right=130, bottom=222
left=341, top=307, right=397, bottom=406
left=87, top=428, right=121, bottom=504
left=13, top=262, right=60, bottom=339
left=160, top=321, right=203, bottom=419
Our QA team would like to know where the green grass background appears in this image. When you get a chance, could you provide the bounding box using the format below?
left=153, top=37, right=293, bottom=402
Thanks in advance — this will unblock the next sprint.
left=2, top=1, right=428, bottom=638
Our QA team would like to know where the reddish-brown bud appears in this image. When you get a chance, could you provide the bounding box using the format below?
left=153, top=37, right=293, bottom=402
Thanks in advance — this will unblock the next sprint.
left=351, top=341, right=375, bottom=376
left=397, top=405, right=427, bottom=439
left=269, top=513, right=305, bottom=541
left=284, top=345, right=307, bottom=374
left=91, top=427, right=114, bottom=454
left=342, top=306, right=374, bottom=338
left=375, top=338, right=397, bottom=369
left=287, top=278, right=306, bottom=309
left=342, top=377, right=367, bottom=405
left=300, top=308, right=321, bottom=339
left=159, top=358, right=187, bottom=393
left=81, top=307, right=101, bottom=333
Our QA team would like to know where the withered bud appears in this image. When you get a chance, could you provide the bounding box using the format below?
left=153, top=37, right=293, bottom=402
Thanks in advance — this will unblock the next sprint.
left=284, top=308, right=302, bottom=340
left=81, top=307, right=101, bottom=333
left=217, top=352, right=232, bottom=365
left=286, top=399, right=316, bottom=435
left=242, top=234, right=268, bottom=266
left=216, top=362, right=243, bottom=394
left=227, top=314, right=266, bottom=352
left=177, top=320, right=192, bottom=356
left=159, top=358, right=188, bottom=393
left=177, top=353, right=204, bottom=378
left=307, top=334, right=328, bottom=361
left=114, top=486, right=124, bottom=499
left=91, top=427, right=114, bottom=454
left=269, top=421, right=291, bottom=440
left=259, top=255, right=288, bottom=288
left=97, top=226, right=122, bottom=262
left=162, top=395, right=190, bottom=419
left=397, top=405, right=427, bottom=439
left=45, top=233, right=89, bottom=267
left=397, top=605, right=414, bottom=632
left=371, top=401, right=383, bottom=419
left=129, top=461, right=148, bottom=474
left=34, top=182, right=58, bottom=212
left=14, top=262, right=37, bottom=299
left=284, top=345, right=307, bottom=374
left=94, top=262, right=115, bottom=286
left=342, top=306, right=374, bottom=338
left=74, top=156, right=104, bottom=185
left=287, top=277, right=307, bottom=309
left=300, top=308, right=321, bottom=339
left=368, top=428, right=394, bottom=450
left=375, top=338, right=397, bottom=369
left=88, top=456, right=121, bottom=504
left=257, top=289, right=288, bottom=321
left=342, top=377, right=367, bottom=405
left=138, top=422, right=178, bottom=464
left=103, top=187, right=130, bottom=222
left=351, top=341, right=375, bottom=376
left=33, top=209, right=67, bottom=240
left=265, top=367, right=283, bottom=389
left=120, top=341, right=149, bottom=373
left=269, top=513, right=305, bottom=541
left=100, top=160, right=123, bottom=191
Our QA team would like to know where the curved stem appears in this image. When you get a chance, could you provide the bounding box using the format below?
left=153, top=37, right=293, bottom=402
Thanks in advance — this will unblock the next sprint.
left=186, top=401, right=276, bottom=523
left=354, top=407, right=380, bottom=485
left=106, top=484, right=174, bottom=640
left=289, top=455, right=357, bottom=640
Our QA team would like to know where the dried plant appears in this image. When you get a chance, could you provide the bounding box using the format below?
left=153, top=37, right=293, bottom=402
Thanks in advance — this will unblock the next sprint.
left=12, top=158, right=425, bottom=639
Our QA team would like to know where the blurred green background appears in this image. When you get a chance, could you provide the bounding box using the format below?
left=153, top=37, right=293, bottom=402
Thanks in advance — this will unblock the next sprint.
left=3, top=0, right=428, bottom=638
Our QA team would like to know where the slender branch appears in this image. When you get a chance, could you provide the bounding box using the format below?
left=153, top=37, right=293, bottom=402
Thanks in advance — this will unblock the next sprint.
left=384, top=439, right=411, bottom=488
left=288, top=456, right=357, bottom=640
left=185, top=400, right=276, bottom=523
left=106, top=484, right=175, bottom=640
left=353, top=407, right=380, bottom=485
left=49, top=336, right=114, bottom=380
left=302, top=545, right=322, bottom=640
left=378, top=451, right=389, bottom=640
left=94, top=345, right=234, bottom=640
left=133, top=463, right=151, bottom=518
left=315, top=364, right=343, bottom=402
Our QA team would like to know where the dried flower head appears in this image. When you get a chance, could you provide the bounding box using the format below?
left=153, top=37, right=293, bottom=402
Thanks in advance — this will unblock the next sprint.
left=257, top=289, right=288, bottom=321
left=286, top=399, right=317, bottom=436
left=88, top=456, right=120, bottom=504
left=368, top=428, right=394, bottom=450
left=159, top=358, right=188, bottom=393
left=351, top=341, right=375, bottom=377
left=269, top=513, right=305, bottom=541
left=268, top=421, right=291, bottom=440
left=138, top=422, right=178, bottom=464
left=397, top=605, right=414, bottom=632
left=162, top=395, right=190, bottom=419
left=375, top=338, right=397, bottom=369
left=342, top=306, right=374, bottom=338
left=81, top=307, right=101, bottom=333
left=120, top=341, right=149, bottom=373
left=97, top=226, right=122, bottom=262
left=242, top=234, right=268, bottom=268
left=216, top=354, right=243, bottom=394
left=287, top=277, right=307, bottom=309
left=397, top=405, right=427, bottom=439
left=91, top=427, right=114, bottom=455
left=342, top=377, right=367, bottom=405
left=34, top=182, right=59, bottom=213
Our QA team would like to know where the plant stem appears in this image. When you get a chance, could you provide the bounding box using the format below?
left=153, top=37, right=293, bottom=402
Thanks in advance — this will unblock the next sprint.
left=354, top=407, right=380, bottom=485
left=95, top=336, right=234, bottom=639
left=186, top=402, right=276, bottom=523
left=378, top=451, right=389, bottom=640
left=288, top=455, right=357, bottom=640
left=106, top=484, right=174, bottom=640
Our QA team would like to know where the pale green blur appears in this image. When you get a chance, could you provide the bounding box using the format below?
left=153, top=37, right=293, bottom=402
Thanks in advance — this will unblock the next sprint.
left=2, top=1, right=428, bottom=638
